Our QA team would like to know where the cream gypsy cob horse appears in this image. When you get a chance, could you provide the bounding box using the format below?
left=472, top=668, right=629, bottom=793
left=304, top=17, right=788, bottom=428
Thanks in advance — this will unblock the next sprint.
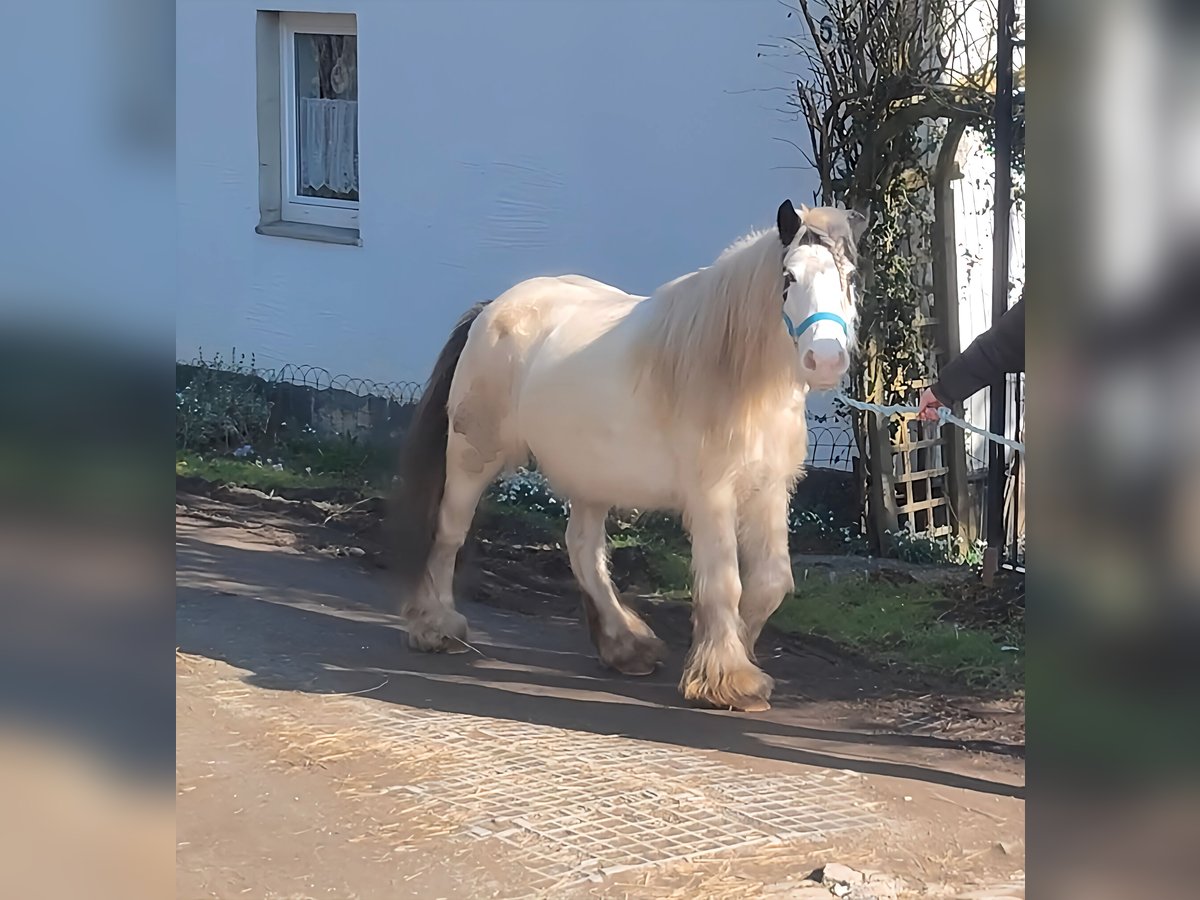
left=391, top=200, right=865, bottom=711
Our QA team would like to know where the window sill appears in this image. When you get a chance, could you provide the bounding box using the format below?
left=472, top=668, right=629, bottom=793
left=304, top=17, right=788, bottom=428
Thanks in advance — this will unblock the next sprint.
left=256, top=220, right=361, bottom=246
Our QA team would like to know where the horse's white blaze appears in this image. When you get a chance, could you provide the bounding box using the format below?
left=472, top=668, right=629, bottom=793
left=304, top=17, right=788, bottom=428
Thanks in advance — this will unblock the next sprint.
left=405, top=203, right=863, bottom=710
left=785, top=246, right=856, bottom=390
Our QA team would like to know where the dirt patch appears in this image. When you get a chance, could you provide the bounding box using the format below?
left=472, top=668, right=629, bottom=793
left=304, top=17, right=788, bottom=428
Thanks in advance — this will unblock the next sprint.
left=935, top=570, right=1025, bottom=638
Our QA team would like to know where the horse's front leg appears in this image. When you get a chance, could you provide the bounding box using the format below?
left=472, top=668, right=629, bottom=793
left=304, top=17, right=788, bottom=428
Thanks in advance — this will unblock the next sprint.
left=680, top=488, right=774, bottom=712
left=737, top=484, right=794, bottom=660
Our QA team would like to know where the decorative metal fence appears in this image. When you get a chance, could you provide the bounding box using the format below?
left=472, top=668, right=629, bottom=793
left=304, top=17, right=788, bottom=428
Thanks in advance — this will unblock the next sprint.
left=177, top=354, right=423, bottom=449
left=805, top=424, right=857, bottom=472
left=804, top=399, right=857, bottom=472
left=255, top=363, right=423, bottom=405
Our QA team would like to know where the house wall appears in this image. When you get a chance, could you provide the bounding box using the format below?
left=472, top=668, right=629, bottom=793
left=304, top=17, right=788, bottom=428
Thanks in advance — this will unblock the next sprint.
left=952, top=129, right=1026, bottom=472
left=176, top=0, right=810, bottom=384
left=947, top=0, right=1027, bottom=473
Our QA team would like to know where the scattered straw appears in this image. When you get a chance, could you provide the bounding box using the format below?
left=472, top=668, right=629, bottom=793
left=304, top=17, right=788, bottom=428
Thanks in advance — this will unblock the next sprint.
left=312, top=677, right=390, bottom=698
left=450, top=636, right=489, bottom=657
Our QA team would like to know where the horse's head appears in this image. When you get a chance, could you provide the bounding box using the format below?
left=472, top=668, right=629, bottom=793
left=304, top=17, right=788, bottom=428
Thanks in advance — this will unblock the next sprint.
left=775, top=200, right=867, bottom=391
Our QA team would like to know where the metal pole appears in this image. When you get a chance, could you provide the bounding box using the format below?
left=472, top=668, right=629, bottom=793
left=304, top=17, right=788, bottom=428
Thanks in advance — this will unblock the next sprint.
left=983, top=0, right=1014, bottom=585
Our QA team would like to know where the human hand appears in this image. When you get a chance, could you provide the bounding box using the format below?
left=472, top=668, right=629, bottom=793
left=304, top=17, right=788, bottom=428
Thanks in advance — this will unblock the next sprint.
left=916, top=387, right=945, bottom=422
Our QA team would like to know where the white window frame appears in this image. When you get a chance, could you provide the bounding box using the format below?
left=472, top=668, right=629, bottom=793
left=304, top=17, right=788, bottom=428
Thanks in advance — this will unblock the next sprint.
left=279, top=12, right=359, bottom=230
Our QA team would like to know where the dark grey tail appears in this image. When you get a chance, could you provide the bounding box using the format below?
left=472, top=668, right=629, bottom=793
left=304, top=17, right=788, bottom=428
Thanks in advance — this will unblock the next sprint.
left=388, top=302, right=490, bottom=595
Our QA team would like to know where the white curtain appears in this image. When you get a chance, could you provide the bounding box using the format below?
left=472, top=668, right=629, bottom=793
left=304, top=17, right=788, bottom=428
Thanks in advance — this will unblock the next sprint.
left=299, top=98, right=358, bottom=196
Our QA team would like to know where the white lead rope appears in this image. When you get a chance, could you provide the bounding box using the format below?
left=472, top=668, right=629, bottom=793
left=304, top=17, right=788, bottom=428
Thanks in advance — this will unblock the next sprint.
left=835, top=392, right=1025, bottom=455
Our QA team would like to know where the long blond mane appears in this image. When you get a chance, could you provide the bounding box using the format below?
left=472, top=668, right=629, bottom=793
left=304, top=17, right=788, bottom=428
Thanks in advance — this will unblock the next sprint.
left=637, top=228, right=799, bottom=435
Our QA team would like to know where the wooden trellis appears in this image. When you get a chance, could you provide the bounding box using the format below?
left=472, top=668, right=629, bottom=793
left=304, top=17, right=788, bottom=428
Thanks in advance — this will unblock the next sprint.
left=890, top=413, right=953, bottom=539
left=875, top=200, right=960, bottom=546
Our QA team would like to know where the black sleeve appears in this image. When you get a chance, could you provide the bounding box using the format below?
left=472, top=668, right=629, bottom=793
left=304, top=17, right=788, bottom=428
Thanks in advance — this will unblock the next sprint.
left=932, top=297, right=1025, bottom=407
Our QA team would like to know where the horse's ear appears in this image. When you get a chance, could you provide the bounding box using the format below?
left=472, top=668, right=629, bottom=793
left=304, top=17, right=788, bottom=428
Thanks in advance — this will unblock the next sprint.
left=777, top=200, right=801, bottom=246
left=847, top=208, right=870, bottom=244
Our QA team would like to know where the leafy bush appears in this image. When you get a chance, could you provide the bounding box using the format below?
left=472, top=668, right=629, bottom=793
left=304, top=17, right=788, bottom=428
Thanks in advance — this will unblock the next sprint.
left=273, top=425, right=396, bottom=485
left=176, top=351, right=271, bottom=453
left=488, top=468, right=567, bottom=519
left=176, top=355, right=401, bottom=490
left=889, top=528, right=986, bottom=567
left=789, top=505, right=870, bottom=555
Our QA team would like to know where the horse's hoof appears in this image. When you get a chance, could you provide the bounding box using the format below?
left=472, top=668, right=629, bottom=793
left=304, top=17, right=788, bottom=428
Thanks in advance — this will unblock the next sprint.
left=613, top=656, right=658, bottom=677
left=679, top=659, right=774, bottom=712
left=407, top=630, right=467, bottom=653
left=406, top=610, right=470, bottom=654
left=738, top=698, right=771, bottom=713
left=599, top=631, right=666, bottom=677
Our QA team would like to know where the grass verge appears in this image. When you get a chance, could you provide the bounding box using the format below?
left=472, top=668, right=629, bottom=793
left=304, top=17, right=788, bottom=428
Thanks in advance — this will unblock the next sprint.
left=176, top=452, right=369, bottom=493
left=773, top=572, right=1024, bottom=692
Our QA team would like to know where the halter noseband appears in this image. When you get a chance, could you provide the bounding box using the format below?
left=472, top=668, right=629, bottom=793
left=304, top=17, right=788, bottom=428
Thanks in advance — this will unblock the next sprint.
left=781, top=270, right=850, bottom=343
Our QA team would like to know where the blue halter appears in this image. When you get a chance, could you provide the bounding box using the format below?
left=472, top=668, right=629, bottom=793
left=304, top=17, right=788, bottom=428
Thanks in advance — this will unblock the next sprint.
left=782, top=310, right=850, bottom=341
left=782, top=239, right=851, bottom=342
left=782, top=271, right=849, bottom=340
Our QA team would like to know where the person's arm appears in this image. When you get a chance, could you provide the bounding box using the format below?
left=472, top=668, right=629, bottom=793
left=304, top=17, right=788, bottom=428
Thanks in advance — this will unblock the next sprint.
left=917, top=297, right=1024, bottom=419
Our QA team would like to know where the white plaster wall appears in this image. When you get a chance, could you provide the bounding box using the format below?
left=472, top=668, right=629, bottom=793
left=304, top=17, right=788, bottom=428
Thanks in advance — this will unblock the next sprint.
left=952, top=129, right=1026, bottom=471
left=176, top=0, right=811, bottom=384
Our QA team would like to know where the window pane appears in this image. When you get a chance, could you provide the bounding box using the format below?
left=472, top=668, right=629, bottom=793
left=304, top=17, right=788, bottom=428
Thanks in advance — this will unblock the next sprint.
left=294, top=33, right=358, bottom=202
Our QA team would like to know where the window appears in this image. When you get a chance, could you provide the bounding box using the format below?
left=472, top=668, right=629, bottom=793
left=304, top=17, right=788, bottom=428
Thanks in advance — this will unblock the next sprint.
left=256, top=12, right=359, bottom=243
left=281, top=13, right=358, bottom=228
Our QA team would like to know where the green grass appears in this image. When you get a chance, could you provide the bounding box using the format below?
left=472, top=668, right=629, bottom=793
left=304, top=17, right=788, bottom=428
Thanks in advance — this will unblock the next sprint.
left=176, top=452, right=370, bottom=493
left=773, top=572, right=1024, bottom=691
left=648, top=550, right=692, bottom=595
left=609, top=520, right=693, bottom=595
left=476, top=496, right=566, bottom=545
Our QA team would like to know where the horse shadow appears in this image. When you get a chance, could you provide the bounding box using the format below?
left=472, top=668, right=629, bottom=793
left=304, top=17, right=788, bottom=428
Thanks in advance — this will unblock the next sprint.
left=176, top=533, right=1024, bottom=800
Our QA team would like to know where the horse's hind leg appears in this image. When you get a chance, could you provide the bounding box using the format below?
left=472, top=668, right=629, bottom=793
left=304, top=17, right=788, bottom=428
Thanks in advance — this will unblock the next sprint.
left=405, top=436, right=504, bottom=654
left=566, top=502, right=665, bottom=676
